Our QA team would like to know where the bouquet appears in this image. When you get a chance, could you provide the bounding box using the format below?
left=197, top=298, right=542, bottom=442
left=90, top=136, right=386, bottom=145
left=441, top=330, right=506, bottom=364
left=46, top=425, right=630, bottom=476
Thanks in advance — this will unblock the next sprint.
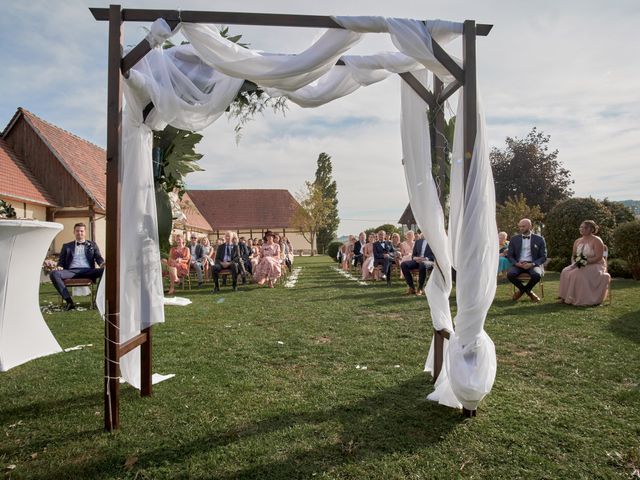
left=575, top=252, right=588, bottom=268
left=42, top=257, right=58, bottom=274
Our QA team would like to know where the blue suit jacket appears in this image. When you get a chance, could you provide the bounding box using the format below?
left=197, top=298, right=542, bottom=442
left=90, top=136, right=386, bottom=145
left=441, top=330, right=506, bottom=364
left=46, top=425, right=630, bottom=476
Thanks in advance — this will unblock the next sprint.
left=373, top=240, right=394, bottom=261
left=411, top=238, right=435, bottom=262
left=58, top=240, right=104, bottom=270
left=506, top=234, right=547, bottom=267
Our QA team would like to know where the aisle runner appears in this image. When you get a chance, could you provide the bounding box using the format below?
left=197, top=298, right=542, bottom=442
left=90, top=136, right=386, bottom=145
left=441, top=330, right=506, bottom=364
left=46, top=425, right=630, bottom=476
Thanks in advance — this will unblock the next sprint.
left=284, top=267, right=302, bottom=288
left=331, top=266, right=368, bottom=286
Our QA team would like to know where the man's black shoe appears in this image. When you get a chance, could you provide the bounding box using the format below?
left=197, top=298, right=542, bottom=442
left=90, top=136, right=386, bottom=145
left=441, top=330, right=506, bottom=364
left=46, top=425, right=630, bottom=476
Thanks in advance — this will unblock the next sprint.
left=197, top=282, right=203, bottom=288
left=64, top=300, right=76, bottom=311
left=212, top=287, right=220, bottom=293
left=232, top=286, right=238, bottom=292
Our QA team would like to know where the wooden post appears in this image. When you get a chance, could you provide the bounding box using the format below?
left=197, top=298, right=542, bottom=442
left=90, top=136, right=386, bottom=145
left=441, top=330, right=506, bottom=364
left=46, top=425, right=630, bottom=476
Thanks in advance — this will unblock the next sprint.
left=461, top=19, right=478, bottom=416
left=104, top=3, right=123, bottom=432
left=140, top=326, right=152, bottom=396
left=463, top=20, right=477, bottom=198
left=432, top=75, right=446, bottom=209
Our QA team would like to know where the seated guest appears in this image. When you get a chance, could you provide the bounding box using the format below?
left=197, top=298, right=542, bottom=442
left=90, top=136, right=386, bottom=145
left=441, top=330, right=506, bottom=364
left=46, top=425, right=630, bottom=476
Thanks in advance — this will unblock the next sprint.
left=238, top=236, right=252, bottom=283
left=558, top=220, right=610, bottom=306
left=250, top=241, right=261, bottom=273
left=361, top=233, right=377, bottom=280
left=399, top=230, right=415, bottom=264
left=373, top=230, right=395, bottom=285
left=200, top=236, right=215, bottom=281
left=187, top=234, right=205, bottom=287
left=506, top=218, right=547, bottom=302
left=281, top=236, right=293, bottom=272
left=390, top=232, right=403, bottom=270
left=342, top=235, right=355, bottom=271
left=167, top=234, right=191, bottom=295
left=284, top=236, right=294, bottom=266
left=400, top=232, right=435, bottom=296
left=497, top=231, right=512, bottom=277
left=352, top=232, right=366, bottom=268
left=50, top=222, right=104, bottom=310
left=212, top=230, right=240, bottom=293
left=254, top=231, right=282, bottom=288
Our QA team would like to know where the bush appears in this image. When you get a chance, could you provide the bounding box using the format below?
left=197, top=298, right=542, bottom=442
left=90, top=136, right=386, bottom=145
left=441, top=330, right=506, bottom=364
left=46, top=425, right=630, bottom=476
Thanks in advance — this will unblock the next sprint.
left=544, top=198, right=616, bottom=261
left=607, top=258, right=633, bottom=279
left=545, top=257, right=571, bottom=272
left=613, top=221, right=640, bottom=280
left=326, top=241, right=343, bottom=262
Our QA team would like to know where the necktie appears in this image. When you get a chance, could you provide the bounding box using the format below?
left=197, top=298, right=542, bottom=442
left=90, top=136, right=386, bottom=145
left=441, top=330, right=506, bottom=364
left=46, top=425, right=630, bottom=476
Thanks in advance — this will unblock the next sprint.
left=76, top=242, right=86, bottom=246
left=522, top=235, right=530, bottom=239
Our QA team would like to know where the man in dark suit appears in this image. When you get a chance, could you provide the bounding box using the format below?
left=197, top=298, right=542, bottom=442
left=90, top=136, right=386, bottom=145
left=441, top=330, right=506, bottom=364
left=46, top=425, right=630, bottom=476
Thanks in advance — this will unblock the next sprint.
left=506, top=218, right=547, bottom=302
left=400, top=233, right=435, bottom=295
left=352, top=232, right=366, bottom=268
left=212, top=230, right=240, bottom=292
left=237, top=236, right=252, bottom=284
left=373, top=230, right=395, bottom=286
left=50, top=222, right=104, bottom=310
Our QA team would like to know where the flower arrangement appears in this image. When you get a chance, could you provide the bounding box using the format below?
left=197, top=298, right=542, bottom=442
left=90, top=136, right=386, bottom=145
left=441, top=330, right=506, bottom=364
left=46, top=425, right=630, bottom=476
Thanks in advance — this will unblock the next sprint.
left=575, top=252, right=588, bottom=268
left=42, top=257, right=58, bottom=274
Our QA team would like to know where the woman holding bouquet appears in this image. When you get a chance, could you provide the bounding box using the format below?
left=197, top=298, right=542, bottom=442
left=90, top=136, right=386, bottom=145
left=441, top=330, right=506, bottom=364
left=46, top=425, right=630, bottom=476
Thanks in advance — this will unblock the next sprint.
left=558, top=220, right=610, bottom=306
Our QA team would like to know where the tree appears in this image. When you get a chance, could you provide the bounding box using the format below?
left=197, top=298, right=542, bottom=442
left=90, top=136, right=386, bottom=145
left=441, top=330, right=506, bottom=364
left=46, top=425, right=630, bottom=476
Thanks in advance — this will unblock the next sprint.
left=601, top=198, right=635, bottom=226
left=496, top=194, right=544, bottom=236
left=491, top=128, right=574, bottom=213
left=0, top=199, right=16, bottom=219
left=544, top=197, right=616, bottom=262
left=313, top=153, right=339, bottom=254
left=291, top=181, right=333, bottom=256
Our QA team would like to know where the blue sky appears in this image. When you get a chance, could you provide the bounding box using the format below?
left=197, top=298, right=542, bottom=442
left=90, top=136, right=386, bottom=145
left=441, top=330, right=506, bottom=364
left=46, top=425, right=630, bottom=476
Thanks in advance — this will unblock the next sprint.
left=1, top=0, right=638, bottom=235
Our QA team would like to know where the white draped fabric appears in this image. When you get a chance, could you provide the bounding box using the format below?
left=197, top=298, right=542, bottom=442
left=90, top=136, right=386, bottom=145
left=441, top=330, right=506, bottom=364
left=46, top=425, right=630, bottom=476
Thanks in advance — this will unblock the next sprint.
left=99, top=16, right=496, bottom=409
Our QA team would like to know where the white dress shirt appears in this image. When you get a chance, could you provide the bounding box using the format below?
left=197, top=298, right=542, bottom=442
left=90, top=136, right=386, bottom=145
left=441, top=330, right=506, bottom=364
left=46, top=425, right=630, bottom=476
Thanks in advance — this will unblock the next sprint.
left=69, top=243, right=91, bottom=269
left=519, top=236, right=533, bottom=262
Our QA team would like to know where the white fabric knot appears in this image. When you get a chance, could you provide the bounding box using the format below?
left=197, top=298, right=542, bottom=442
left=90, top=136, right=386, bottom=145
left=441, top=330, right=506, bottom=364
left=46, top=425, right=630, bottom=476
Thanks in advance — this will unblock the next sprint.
left=145, top=18, right=177, bottom=48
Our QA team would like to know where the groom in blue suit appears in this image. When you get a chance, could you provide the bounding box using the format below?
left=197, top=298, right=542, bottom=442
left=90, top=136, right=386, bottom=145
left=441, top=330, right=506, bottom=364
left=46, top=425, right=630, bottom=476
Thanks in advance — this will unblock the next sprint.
left=506, top=218, right=547, bottom=302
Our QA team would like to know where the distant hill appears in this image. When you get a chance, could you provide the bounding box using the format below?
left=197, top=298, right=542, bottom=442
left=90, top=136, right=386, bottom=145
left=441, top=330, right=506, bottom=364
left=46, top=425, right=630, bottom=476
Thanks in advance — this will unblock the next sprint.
left=621, top=200, right=640, bottom=216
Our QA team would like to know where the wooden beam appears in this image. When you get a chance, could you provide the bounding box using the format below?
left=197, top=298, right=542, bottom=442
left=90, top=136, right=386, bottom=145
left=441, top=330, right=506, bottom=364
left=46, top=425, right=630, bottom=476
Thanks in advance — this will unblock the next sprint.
left=399, top=72, right=435, bottom=109
left=432, top=39, right=464, bottom=84
left=90, top=8, right=493, bottom=37
left=118, top=331, right=148, bottom=357
left=104, top=3, right=123, bottom=433
left=437, top=80, right=462, bottom=104
left=432, top=328, right=450, bottom=381
left=462, top=20, right=477, bottom=200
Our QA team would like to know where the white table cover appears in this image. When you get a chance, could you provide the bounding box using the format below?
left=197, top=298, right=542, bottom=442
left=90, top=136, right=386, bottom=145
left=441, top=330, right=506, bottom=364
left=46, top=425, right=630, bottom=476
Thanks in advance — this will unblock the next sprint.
left=0, top=220, right=62, bottom=371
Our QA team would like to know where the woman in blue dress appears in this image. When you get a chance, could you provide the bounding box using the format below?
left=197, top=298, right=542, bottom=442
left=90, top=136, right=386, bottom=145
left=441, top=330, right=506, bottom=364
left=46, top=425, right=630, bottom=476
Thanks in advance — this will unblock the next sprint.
left=498, top=231, right=512, bottom=277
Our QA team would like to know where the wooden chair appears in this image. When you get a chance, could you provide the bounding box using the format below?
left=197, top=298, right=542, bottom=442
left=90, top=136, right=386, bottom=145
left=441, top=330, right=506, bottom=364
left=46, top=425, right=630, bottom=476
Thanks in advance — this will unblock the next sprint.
left=511, top=273, right=544, bottom=298
left=61, top=278, right=97, bottom=308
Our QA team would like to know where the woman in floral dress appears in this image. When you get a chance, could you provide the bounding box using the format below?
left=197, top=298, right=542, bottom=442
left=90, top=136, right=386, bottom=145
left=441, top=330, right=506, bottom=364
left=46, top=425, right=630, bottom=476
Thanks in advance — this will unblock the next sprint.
left=254, top=231, right=282, bottom=288
left=167, top=234, right=191, bottom=295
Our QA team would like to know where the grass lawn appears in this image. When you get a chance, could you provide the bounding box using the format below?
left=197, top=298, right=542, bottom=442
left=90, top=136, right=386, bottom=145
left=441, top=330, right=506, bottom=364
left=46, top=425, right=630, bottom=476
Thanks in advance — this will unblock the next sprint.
left=1, top=255, right=639, bottom=479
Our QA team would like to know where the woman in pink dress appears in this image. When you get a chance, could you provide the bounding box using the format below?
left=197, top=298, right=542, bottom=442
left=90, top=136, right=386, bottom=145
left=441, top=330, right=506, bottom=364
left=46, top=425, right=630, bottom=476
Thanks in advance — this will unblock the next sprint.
left=167, top=234, right=191, bottom=295
left=399, top=230, right=415, bottom=264
left=341, top=235, right=355, bottom=271
left=558, top=220, right=610, bottom=306
left=254, top=231, right=282, bottom=288
left=361, top=233, right=377, bottom=280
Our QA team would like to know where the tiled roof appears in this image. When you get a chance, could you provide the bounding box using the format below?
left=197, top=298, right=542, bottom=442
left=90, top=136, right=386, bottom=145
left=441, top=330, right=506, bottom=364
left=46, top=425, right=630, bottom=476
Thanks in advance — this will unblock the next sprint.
left=179, top=192, right=213, bottom=232
left=187, top=189, right=301, bottom=230
left=0, top=138, right=57, bottom=207
left=398, top=203, right=415, bottom=225
left=18, top=109, right=107, bottom=210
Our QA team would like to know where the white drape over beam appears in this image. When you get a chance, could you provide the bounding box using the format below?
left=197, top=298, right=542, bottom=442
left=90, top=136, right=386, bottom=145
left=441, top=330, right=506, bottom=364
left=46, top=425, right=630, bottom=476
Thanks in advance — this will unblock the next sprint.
left=99, top=16, right=497, bottom=410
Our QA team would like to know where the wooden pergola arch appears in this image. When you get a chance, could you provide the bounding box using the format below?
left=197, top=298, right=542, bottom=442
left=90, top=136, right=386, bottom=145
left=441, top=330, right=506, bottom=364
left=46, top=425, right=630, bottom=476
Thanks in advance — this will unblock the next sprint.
left=91, top=4, right=492, bottom=431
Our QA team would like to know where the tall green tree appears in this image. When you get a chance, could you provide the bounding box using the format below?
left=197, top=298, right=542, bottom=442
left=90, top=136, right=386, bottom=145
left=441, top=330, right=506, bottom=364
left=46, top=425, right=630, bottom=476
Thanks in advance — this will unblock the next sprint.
left=313, top=153, right=339, bottom=253
left=490, top=128, right=574, bottom=213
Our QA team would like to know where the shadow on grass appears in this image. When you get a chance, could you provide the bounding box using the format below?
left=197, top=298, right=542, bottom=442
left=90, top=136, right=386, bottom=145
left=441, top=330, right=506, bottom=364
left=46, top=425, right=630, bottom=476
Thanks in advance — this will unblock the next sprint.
left=40, top=376, right=460, bottom=479
left=608, top=310, right=640, bottom=343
